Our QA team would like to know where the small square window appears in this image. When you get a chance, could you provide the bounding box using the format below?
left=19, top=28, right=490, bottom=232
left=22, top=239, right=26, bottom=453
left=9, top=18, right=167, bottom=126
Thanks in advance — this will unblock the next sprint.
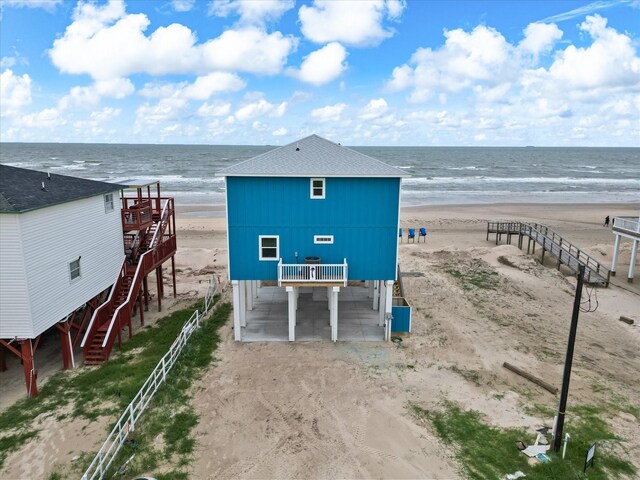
left=259, top=235, right=279, bottom=261
left=104, top=193, right=114, bottom=213
left=310, top=178, right=325, bottom=199
left=69, top=258, right=81, bottom=280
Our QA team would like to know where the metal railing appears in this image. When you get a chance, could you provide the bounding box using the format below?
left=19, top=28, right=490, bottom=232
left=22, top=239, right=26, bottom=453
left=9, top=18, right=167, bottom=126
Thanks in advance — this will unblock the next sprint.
left=613, top=217, right=640, bottom=235
left=81, top=277, right=217, bottom=480
left=278, top=258, right=348, bottom=286
left=486, top=221, right=610, bottom=285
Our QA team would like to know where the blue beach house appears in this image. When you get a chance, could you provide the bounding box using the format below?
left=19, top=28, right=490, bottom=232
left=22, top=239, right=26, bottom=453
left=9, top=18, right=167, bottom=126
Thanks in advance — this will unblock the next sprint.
left=217, top=134, right=409, bottom=342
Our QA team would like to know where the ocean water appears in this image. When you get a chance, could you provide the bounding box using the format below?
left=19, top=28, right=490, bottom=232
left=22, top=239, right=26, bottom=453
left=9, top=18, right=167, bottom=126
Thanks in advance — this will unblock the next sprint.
left=1, top=143, right=638, bottom=207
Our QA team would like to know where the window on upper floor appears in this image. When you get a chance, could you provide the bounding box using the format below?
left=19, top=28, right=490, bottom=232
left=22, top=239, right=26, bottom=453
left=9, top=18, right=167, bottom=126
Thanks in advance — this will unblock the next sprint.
left=104, top=193, right=114, bottom=213
left=310, top=178, right=325, bottom=199
left=69, top=258, right=81, bottom=281
left=259, top=235, right=279, bottom=261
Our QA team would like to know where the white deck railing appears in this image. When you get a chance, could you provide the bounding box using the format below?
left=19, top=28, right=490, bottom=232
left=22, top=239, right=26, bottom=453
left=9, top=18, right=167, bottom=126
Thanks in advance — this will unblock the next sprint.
left=81, top=277, right=217, bottom=480
left=613, top=217, right=640, bottom=234
left=278, top=258, right=348, bottom=286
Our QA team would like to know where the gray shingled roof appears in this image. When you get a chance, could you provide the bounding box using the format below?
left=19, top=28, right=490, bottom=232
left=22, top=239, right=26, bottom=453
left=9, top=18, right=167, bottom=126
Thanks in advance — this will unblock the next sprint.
left=217, top=134, right=410, bottom=177
left=0, top=165, right=122, bottom=213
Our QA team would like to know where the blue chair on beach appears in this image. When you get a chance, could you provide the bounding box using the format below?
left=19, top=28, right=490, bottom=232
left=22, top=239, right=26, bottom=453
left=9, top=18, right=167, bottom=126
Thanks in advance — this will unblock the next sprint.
left=419, top=227, right=427, bottom=242
left=399, top=228, right=403, bottom=242
left=408, top=228, right=415, bottom=243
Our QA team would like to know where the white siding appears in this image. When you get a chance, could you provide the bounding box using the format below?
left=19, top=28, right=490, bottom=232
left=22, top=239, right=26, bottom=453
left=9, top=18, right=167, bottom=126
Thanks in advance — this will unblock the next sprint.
left=18, top=192, right=124, bottom=337
left=0, top=214, right=32, bottom=338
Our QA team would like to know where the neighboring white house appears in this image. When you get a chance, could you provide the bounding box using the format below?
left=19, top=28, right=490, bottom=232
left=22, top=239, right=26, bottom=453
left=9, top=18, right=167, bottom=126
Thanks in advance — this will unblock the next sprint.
left=0, top=165, right=124, bottom=396
left=611, top=215, right=640, bottom=283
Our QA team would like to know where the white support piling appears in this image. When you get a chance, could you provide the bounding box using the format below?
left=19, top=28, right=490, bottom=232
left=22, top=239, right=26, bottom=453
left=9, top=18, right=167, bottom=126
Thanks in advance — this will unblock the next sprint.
left=611, top=234, right=621, bottom=275
left=287, top=287, right=296, bottom=341
left=378, top=280, right=386, bottom=326
left=628, top=239, right=638, bottom=283
left=331, top=287, right=340, bottom=342
left=246, top=280, right=253, bottom=311
left=372, top=280, right=379, bottom=311
left=232, top=280, right=241, bottom=341
left=239, top=280, right=247, bottom=327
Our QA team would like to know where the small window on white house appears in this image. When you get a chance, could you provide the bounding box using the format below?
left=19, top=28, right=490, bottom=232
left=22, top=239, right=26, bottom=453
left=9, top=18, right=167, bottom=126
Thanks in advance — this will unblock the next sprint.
left=314, top=235, right=334, bottom=244
left=104, top=193, right=114, bottom=213
left=259, top=235, right=279, bottom=261
left=69, top=258, right=81, bottom=280
left=310, top=178, right=325, bottom=199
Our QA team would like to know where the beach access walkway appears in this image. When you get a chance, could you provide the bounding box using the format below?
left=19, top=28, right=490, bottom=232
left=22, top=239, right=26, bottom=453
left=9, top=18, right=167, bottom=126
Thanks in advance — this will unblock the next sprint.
left=487, top=221, right=610, bottom=286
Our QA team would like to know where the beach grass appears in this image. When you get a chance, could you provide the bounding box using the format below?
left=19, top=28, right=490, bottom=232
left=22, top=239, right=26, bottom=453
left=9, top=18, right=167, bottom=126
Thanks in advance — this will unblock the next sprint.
left=410, top=400, right=636, bottom=480
left=0, top=295, right=225, bottom=474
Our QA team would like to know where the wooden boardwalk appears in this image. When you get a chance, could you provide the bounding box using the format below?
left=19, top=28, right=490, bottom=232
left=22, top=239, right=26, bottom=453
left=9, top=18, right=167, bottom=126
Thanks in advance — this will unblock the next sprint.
left=487, top=221, right=611, bottom=286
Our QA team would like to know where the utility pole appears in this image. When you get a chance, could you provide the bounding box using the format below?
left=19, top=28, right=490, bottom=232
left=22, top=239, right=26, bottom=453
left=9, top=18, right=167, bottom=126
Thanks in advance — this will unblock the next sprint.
left=554, top=264, right=585, bottom=453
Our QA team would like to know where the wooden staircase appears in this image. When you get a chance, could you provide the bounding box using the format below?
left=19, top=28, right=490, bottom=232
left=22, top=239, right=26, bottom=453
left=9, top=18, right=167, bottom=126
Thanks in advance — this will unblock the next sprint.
left=81, top=198, right=175, bottom=365
left=83, top=276, right=132, bottom=365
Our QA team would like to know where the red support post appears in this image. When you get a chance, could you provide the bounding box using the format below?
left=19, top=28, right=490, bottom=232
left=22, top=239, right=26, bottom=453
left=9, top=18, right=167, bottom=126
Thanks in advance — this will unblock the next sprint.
left=19, top=339, right=38, bottom=397
left=58, top=322, right=74, bottom=370
left=156, top=266, right=163, bottom=312
left=0, top=343, right=6, bottom=372
left=171, top=256, right=177, bottom=298
left=138, top=290, right=145, bottom=326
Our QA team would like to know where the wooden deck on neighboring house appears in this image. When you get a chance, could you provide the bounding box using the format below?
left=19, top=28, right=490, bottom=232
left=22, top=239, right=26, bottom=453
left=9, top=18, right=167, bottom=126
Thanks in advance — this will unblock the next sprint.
left=487, top=221, right=611, bottom=286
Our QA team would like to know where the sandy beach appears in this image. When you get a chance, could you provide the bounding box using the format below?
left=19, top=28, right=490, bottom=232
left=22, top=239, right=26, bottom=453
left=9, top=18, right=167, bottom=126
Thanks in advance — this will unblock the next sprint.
left=1, top=202, right=639, bottom=479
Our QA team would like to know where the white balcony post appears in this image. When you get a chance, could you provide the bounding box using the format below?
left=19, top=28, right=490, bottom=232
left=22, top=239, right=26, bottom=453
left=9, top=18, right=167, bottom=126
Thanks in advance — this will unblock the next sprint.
left=331, top=287, right=340, bottom=342
left=287, top=287, right=296, bottom=341
left=256, top=280, right=261, bottom=296
left=372, top=280, right=379, bottom=311
left=611, top=234, right=621, bottom=275
left=628, top=239, right=638, bottom=283
left=232, top=280, right=241, bottom=341
left=378, top=280, right=386, bottom=326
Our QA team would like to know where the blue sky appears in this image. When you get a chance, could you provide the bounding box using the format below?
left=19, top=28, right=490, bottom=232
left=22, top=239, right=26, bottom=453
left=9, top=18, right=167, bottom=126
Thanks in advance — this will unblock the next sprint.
left=1, top=0, right=639, bottom=146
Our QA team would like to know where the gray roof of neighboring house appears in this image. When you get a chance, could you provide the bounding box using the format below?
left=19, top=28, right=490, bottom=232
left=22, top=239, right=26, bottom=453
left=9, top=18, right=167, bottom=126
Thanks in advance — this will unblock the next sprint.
left=0, top=165, right=122, bottom=213
left=217, top=134, right=410, bottom=177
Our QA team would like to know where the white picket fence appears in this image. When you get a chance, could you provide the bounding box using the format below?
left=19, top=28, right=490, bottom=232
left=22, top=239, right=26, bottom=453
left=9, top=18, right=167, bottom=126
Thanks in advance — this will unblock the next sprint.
left=81, top=277, right=218, bottom=480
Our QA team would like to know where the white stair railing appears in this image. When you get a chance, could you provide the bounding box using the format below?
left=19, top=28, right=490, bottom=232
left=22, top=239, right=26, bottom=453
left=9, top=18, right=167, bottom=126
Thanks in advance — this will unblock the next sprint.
left=81, top=277, right=217, bottom=480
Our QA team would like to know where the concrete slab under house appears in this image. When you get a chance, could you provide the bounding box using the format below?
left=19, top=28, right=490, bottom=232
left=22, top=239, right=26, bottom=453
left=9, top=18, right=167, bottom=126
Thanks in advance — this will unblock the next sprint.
left=217, top=134, right=412, bottom=342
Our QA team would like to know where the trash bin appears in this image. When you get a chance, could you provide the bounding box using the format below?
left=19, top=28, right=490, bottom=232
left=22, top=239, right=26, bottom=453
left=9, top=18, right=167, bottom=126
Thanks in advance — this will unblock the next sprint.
left=304, top=256, right=321, bottom=280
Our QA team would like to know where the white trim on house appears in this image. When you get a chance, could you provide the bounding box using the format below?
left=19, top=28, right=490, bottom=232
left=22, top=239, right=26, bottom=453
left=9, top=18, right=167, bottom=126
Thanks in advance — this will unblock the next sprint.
left=314, top=235, right=334, bottom=244
left=310, top=178, right=325, bottom=199
left=259, top=235, right=279, bottom=261
left=224, top=177, right=231, bottom=281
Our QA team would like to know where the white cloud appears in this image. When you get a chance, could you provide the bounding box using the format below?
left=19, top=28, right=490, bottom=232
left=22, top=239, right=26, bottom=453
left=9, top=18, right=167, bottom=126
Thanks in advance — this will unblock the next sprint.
left=234, top=98, right=288, bottom=121
left=289, top=42, right=347, bottom=86
left=134, top=97, right=188, bottom=132
left=311, top=103, right=346, bottom=122
left=208, top=0, right=294, bottom=25
left=387, top=24, right=515, bottom=101
left=49, top=1, right=296, bottom=80
left=58, top=77, right=134, bottom=109
left=546, top=15, right=640, bottom=90
left=171, top=0, right=195, bottom=12
left=519, top=23, right=563, bottom=59
left=197, top=100, right=232, bottom=117
left=299, top=0, right=405, bottom=47
left=201, top=28, right=296, bottom=75
left=1, top=0, right=61, bottom=11
left=359, top=98, right=388, bottom=120
left=0, top=57, right=16, bottom=68
left=273, top=127, right=288, bottom=136
left=0, top=69, right=32, bottom=116
left=14, top=108, right=65, bottom=129
left=182, top=73, right=246, bottom=99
